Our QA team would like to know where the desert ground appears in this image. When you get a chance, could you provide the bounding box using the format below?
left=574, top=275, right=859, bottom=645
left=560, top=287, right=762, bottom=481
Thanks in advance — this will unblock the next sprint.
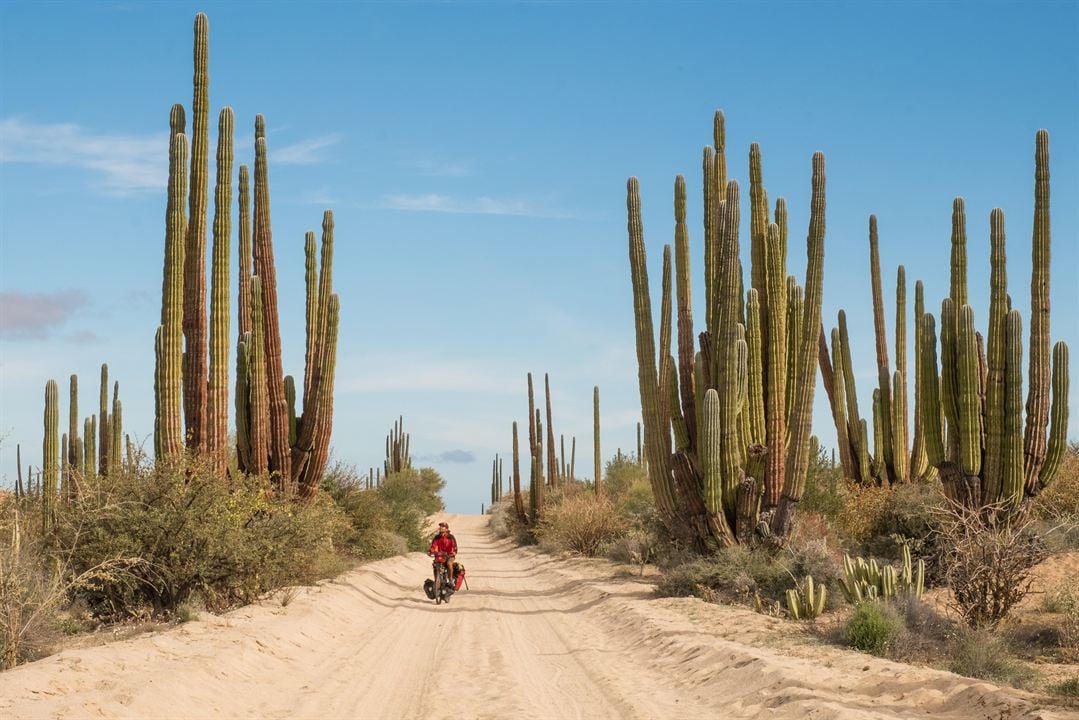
left=1, top=514, right=1072, bottom=720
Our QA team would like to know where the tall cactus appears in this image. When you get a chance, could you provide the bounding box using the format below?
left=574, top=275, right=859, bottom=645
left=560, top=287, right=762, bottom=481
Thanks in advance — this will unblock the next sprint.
left=868, top=216, right=895, bottom=483
left=917, top=131, right=1068, bottom=514
left=626, top=114, right=826, bottom=547
left=1023, top=130, right=1051, bottom=488
left=207, top=107, right=233, bottom=472
left=544, top=373, right=557, bottom=487
left=512, top=421, right=526, bottom=522
left=43, top=380, right=58, bottom=532
left=156, top=106, right=187, bottom=461
left=593, top=385, right=602, bottom=494
left=98, top=363, right=109, bottom=476
left=182, top=12, right=210, bottom=453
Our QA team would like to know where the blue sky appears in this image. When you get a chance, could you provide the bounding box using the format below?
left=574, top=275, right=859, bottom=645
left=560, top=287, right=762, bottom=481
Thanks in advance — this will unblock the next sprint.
left=1, top=1, right=1076, bottom=512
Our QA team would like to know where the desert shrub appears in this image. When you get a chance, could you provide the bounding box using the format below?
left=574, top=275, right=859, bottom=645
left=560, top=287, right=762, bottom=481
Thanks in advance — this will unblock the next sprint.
left=0, top=538, right=63, bottom=669
left=376, top=467, right=446, bottom=551
left=321, top=463, right=410, bottom=560
left=601, top=524, right=660, bottom=572
left=844, top=600, right=902, bottom=655
left=946, top=627, right=1036, bottom=688
left=800, top=439, right=846, bottom=521
left=535, top=491, right=623, bottom=556
left=835, top=483, right=892, bottom=544
left=1032, top=444, right=1079, bottom=521
left=1048, top=677, right=1079, bottom=698
left=57, top=458, right=347, bottom=619
left=932, top=504, right=1047, bottom=629
left=1042, top=584, right=1079, bottom=661
left=602, top=456, right=655, bottom=521
left=884, top=594, right=953, bottom=663
left=863, top=483, right=942, bottom=562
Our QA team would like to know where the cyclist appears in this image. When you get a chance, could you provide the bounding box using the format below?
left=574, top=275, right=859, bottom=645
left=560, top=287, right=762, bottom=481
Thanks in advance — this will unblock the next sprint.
left=428, top=522, right=458, bottom=588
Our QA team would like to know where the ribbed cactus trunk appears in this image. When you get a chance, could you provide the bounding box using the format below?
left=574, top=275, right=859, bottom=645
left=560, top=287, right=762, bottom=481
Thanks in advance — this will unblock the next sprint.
left=247, top=278, right=270, bottom=474
left=252, top=126, right=292, bottom=488
left=893, top=266, right=909, bottom=482
left=156, top=106, right=187, bottom=462
left=868, top=216, right=895, bottom=484
left=512, top=421, right=526, bottom=522
left=544, top=373, right=557, bottom=487
left=237, top=165, right=252, bottom=340
left=67, top=375, right=78, bottom=497
left=1023, top=130, right=1051, bottom=489
left=43, top=380, right=58, bottom=533
left=182, top=13, right=210, bottom=453
left=592, top=385, right=603, bottom=495
left=98, top=364, right=109, bottom=476
left=207, top=107, right=233, bottom=473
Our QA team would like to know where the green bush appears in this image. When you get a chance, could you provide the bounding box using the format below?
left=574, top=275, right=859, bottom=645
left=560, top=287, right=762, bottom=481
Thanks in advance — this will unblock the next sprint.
left=844, top=601, right=902, bottom=655
left=376, top=467, right=445, bottom=551
left=535, top=490, right=623, bottom=556
left=57, top=458, right=348, bottom=619
left=602, top=456, right=655, bottom=521
left=1048, top=676, right=1079, bottom=698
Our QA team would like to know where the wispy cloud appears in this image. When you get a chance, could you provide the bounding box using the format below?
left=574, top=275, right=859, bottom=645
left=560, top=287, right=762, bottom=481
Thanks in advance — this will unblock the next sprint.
left=300, top=186, right=337, bottom=206
left=0, top=117, right=165, bottom=194
left=415, top=450, right=476, bottom=464
left=381, top=193, right=567, bottom=218
left=0, top=290, right=90, bottom=340
left=270, top=133, right=343, bottom=165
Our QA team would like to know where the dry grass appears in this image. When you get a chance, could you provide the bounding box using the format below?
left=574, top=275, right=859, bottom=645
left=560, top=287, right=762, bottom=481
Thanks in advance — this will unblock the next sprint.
left=535, top=490, right=623, bottom=556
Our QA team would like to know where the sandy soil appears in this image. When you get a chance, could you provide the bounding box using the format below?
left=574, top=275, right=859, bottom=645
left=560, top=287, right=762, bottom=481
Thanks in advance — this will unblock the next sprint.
left=1, top=514, right=1073, bottom=719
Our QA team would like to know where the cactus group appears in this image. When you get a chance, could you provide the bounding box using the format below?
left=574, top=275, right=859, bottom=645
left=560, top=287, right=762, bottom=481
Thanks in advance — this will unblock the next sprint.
left=153, top=14, right=341, bottom=495
left=786, top=575, right=827, bottom=620
left=627, top=112, right=826, bottom=547
left=839, top=547, right=924, bottom=604
left=916, top=131, right=1068, bottom=514
left=384, top=415, right=411, bottom=476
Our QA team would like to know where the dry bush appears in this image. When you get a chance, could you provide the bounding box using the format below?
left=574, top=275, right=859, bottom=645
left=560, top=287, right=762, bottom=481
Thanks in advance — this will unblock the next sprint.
left=946, top=627, right=1037, bottom=688
left=835, top=483, right=892, bottom=544
left=932, top=503, right=1047, bottom=629
left=1042, top=584, right=1079, bottom=661
left=535, top=491, right=622, bottom=556
left=1032, top=446, right=1079, bottom=522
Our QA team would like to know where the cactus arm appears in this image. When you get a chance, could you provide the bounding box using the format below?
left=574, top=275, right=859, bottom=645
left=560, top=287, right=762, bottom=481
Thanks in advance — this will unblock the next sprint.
left=868, top=216, right=895, bottom=482
left=157, top=115, right=187, bottom=461
left=182, top=12, right=210, bottom=453
left=982, top=209, right=1009, bottom=506
left=673, top=176, right=697, bottom=449
left=1038, top=341, right=1069, bottom=487
left=237, top=165, right=252, bottom=340
left=208, top=107, right=233, bottom=472
left=1002, top=310, right=1025, bottom=509
left=773, top=152, right=826, bottom=537
left=1023, top=130, right=1051, bottom=487
left=762, top=223, right=788, bottom=498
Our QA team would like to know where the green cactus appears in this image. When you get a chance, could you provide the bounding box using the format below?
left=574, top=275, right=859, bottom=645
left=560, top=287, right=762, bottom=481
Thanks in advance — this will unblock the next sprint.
left=868, top=216, right=895, bottom=484
left=1039, top=341, right=1070, bottom=486
left=512, top=421, right=527, bottom=522
left=593, top=386, right=602, bottom=495
left=182, top=12, right=210, bottom=453
left=109, top=382, right=122, bottom=477
left=43, top=380, right=58, bottom=531
left=207, top=107, right=233, bottom=472
left=910, top=281, right=928, bottom=478
left=235, top=334, right=252, bottom=471
left=545, top=373, right=557, bottom=487
left=237, top=164, right=252, bottom=340
left=1023, top=130, right=1051, bottom=487
left=839, top=549, right=924, bottom=604
left=247, top=277, right=270, bottom=474
left=284, top=375, right=298, bottom=447
left=957, top=304, right=982, bottom=477
left=786, top=575, right=827, bottom=620
left=981, top=209, right=1009, bottom=505
left=156, top=108, right=187, bottom=462
left=84, top=416, right=96, bottom=483
left=893, top=266, right=909, bottom=481
left=1001, top=310, right=1024, bottom=509
left=626, top=117, right=827, bottom=546
left=98, top=364, right=109, bottom=476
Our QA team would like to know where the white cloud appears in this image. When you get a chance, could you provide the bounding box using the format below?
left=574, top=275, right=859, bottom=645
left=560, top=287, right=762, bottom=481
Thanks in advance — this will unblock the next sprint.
left=380, top=193, right=567, bottom=218
left=270, top=133, right=343, bottom=165
left=0, top=290, right=90, bottom=340
left=0, top=117, right=165, bottom=194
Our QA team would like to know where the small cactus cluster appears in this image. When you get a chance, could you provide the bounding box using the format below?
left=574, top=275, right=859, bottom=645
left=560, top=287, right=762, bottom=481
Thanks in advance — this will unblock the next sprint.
left=384, top=416, right=411, bottom=476
left=40, top=365, right=124, bottom=533
left=627, top=111, right=826, bottom=548
left=838, top=547, right=924, bottom=604
left=786, top=575, right=827, bottom=620
left=155, top=14, right=340, bottom=496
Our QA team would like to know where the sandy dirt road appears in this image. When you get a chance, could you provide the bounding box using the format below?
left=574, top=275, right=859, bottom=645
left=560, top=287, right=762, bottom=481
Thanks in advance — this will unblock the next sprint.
left=1, top=514, right=1070, bottom=719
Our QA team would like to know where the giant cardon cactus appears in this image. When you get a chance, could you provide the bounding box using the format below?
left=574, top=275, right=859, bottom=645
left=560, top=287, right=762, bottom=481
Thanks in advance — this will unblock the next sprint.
left=918, top=131, right=1068, bottom=514
left=627, top=112, right=826, bottom=548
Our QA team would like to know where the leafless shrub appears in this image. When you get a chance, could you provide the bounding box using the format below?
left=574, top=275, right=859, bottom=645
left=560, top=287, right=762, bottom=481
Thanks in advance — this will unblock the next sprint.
left=932, top=501, right=1047, bottom=629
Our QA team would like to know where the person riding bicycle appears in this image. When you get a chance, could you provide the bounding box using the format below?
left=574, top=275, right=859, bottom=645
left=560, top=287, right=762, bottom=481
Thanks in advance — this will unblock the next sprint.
left=427, top=522, right=458, bottom=586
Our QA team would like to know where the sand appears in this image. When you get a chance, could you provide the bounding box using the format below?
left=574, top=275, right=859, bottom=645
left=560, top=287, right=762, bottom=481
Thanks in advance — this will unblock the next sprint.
left=1, top=513, right=1072, bottom=719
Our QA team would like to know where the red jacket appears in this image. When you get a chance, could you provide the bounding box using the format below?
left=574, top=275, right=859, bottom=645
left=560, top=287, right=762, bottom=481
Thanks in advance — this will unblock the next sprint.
left=429, top=532, right=457, bottom=556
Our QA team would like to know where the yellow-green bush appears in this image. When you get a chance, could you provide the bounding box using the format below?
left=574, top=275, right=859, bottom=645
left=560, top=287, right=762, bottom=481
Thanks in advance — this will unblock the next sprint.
left=535, top=490, right=623, bottom=556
